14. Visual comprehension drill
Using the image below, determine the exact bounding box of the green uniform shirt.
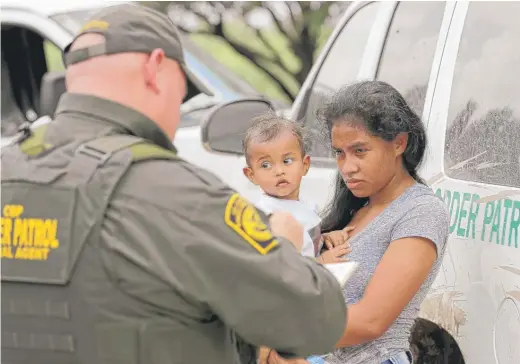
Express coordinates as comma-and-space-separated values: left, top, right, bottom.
44, 93, 347, 361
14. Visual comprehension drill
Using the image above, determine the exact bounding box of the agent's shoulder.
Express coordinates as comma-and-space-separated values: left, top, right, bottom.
117, 156, 231, 207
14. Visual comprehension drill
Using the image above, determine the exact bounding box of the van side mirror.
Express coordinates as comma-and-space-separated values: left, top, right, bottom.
39, 71, 66, 117
201, 98, 274, 155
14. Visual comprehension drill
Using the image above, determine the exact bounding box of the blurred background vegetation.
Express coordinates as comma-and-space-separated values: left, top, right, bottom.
140, 1, 350, 103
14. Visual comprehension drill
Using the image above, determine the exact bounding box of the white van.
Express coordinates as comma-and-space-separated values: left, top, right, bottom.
186, 2, 520, 363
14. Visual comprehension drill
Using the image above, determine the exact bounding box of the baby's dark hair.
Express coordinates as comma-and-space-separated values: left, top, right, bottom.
242, 112, 306, 165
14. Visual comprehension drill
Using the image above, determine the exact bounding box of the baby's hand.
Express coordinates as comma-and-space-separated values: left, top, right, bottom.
322, 226, 355, 249
317, 243, 352, 264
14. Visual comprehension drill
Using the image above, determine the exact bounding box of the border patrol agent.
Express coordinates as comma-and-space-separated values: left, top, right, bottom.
1, 4, 346, 364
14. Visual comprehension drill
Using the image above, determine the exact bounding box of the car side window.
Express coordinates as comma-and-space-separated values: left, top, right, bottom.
303, 2, 380, 159
444, 2, 520, 188
376, 1, 445, 117
2, 23, 66, 130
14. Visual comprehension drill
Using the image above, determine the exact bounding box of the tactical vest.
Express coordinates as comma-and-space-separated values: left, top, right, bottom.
1, 124, 181, 364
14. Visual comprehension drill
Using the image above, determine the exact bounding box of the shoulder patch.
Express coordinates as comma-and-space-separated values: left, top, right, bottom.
224, 193, 279, 255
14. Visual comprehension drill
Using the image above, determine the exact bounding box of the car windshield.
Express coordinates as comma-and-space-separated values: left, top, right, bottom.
50, 8, 259, 97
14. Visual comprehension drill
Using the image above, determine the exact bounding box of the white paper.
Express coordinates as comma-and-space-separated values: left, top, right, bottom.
324, 261, 358, 286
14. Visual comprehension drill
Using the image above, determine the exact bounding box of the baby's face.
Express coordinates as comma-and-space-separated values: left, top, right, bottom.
244, 130, 310, 200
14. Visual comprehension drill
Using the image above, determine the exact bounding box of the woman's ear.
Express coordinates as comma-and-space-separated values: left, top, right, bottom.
394, 132, 409, 157
243, 167, 257, 185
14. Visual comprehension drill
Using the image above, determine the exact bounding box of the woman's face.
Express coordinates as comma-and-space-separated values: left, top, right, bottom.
331, 120, 406, 198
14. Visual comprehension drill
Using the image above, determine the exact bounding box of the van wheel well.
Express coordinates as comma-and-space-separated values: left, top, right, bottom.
409, 318, 466, 364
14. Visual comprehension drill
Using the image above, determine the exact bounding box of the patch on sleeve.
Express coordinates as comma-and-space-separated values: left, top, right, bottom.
224, 193, 279, 255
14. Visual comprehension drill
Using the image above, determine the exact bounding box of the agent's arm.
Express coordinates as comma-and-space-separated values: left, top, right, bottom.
104, 159, 346, 358
187, 190, 346, 357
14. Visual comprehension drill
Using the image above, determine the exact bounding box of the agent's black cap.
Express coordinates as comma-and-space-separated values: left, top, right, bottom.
62, 3, 213, 99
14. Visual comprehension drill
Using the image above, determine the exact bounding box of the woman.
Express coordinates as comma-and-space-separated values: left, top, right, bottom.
268, 81, 450, 364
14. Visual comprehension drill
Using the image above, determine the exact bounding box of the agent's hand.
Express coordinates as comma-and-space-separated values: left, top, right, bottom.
258, 346, 272, 364
322, 226, 355, 249
317, 243, 352, 264
267, 350, 309, 364
270, 211, 304, 253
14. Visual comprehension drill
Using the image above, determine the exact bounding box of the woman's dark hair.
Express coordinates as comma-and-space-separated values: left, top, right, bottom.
317, 80, 427, 232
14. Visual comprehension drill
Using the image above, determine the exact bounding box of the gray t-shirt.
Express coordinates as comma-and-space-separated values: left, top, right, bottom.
326, 183, 450, 364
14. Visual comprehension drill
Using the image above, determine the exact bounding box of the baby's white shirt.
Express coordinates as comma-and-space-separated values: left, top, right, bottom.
254, 194, 322, 257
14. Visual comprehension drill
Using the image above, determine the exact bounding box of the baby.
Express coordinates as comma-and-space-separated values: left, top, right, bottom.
242, 113, 352, 264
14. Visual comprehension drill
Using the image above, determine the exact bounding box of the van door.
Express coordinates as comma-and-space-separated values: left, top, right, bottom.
294, 0, 449, 211
373, 1, 447, 119
425, 2, 520, 364
291, 1, 388, 210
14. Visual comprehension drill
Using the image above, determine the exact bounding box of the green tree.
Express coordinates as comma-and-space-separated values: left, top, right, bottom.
142, 1, 349, 102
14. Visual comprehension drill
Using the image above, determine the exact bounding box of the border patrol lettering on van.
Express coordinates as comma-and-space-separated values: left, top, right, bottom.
436, 188, 519, 248
1, 204, 60, 260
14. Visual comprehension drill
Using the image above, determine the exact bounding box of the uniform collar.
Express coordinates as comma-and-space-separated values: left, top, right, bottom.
55, 93, 177, 152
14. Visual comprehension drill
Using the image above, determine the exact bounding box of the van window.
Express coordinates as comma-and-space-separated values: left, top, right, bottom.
376, 1, 445, 117
444, 2, 520, 188
304, 2, 380, 159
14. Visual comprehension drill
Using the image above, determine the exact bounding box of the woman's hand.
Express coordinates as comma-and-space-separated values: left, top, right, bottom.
322, 226, 355, 249
267, 350, 309, 364
318, 243, 352, 264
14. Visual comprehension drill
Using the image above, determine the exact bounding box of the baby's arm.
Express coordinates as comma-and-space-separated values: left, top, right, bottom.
317, 244, 352, 264
322, 226, 355, 249
317, 227, 355, 264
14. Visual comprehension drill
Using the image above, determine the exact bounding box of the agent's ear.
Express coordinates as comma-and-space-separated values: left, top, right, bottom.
394, 132, 409, 157
243, 166, 257, 185
143, 48, 165, 94
303, 155, 311, 176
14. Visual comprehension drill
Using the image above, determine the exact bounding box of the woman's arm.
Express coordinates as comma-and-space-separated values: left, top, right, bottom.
336, 198, 449, 347
335, 236, 437, 347
266, 236, 438, 363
